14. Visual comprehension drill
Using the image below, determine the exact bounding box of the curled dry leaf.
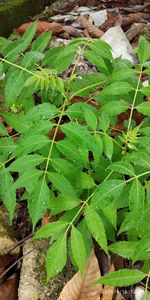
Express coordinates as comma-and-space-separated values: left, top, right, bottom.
16, 21, 63, 35
63, 26, 82, 37
77, 15, 104, 38
58, 249, 102, 300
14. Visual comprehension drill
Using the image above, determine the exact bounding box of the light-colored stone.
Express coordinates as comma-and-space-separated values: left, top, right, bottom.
101, 25, 138, 64
90, 10, 107, 27
0, 212, 19, 255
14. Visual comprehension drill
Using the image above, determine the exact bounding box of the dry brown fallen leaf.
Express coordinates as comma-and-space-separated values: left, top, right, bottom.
77, 15, 104, 38
15, 21, 63, 35
58, 249, 102, 300
0, 275, 18, 300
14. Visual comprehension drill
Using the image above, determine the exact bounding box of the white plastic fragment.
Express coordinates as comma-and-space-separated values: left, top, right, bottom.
101, 26, 138, 64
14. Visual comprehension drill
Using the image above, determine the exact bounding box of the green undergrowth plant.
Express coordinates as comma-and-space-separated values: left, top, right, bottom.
0, 22, 150, 290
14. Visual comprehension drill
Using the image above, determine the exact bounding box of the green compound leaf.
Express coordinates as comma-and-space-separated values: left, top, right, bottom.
85, 206, 107, 253
70, 226, 86, 273
46, 234, 67, 281
97, 269, 146, 286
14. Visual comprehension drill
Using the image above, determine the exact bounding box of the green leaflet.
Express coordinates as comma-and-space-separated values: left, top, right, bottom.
91, 180, 125, 210
77, 220, 93, 260
97, 112, 110, 132
19, 51, 44, 68
26, 103, 58, 121
66, 102, 96, 120
108, 161, 135, 176
43, 43, 77, 73
14, 134, 50, 156
129, 179, 145, 211
108, 241, 138, 260
8, 154, 46, 172
49, 195, 80, 215
48, 172, 77, 199
0, 122, 8, 136
137, 36, 150, 64
118, 211, 141, 235
0, 167, 16, 222
46, 234, 67, 281
88, 39, 112, 60
133, 238, 150, 262
4, 69, 29, 106
109, 69, 136, 83
0, 137, 16, 156
77, 172, 96, 190
137, 209, 150, 237
103, 134, 113, 160
70, 226, 86, 273
14, 169, 43, 193
34, 221, 69, 239
3, 22, 37, 61
28, 179, 50, 228
101, 101, 129, 116
84, 110, 97, 130
97, 269, 146, 287
69, 73, 106, 97
56, 138, 84, 167
84, 50, 107, 73
126, 151, 150, 169
61, 122, 94, 149
2, 113, 32, 133
100, 82, 134, 96
136, 101, 150, 116
85, 206, 108, 253
32, 31, 52, 52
